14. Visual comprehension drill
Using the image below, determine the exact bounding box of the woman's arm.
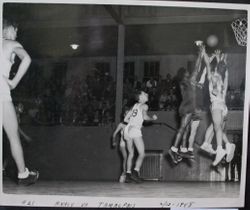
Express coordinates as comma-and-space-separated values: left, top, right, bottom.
209, 53, 216, 63
212, 49, 221, 64
223, 70, 228, 101
202, 46, 212, 81
112, 123, 123, 147
142, 104, 157, 121
190, 47, 203, 83
123, 109, 132, 123
7, 41, 31, 89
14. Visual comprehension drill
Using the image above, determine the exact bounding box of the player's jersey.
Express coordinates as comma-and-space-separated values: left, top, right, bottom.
127, 103, 144, 129
209, 73, 224, 104
178, 80, 195, 116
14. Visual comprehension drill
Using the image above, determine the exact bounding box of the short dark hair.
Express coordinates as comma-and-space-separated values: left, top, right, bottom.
3, 19, 18, 29
134, 90, 145, 102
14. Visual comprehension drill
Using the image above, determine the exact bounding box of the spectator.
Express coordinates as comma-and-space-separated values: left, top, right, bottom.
159, 90, 168, 111
146, 77, 157, 91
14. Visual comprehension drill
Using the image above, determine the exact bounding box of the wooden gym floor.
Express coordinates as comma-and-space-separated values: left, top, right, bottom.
2, 178, 240, 198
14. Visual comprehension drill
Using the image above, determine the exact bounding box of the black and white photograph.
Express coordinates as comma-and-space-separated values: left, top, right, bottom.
0, 0, 249, 208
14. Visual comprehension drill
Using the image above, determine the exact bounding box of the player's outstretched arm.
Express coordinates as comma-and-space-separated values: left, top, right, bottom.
190, 45, 203, 83
202, 46, 212, 81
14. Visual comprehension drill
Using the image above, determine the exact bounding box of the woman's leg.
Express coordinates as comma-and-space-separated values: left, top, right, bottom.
181, 122, 190, 150
205, 124, 214, 144
3, 101, 39, 185
211, 109, 223, 147
211, 109, 226, 166
2, 101, 26, 174
119, 139, 127, 173
188, 120, 200, 150
173, 113, 192, 148
221, 120, 229, 144
200, 123, 216, 154
222, 120, 236, 162
169, 113, 192, 163
125, 139, 134, 174
133, 136, 145, 172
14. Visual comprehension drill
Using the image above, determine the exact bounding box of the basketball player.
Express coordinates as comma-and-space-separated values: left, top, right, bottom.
200, 49, 235, 164
124, 91, 157, 183
202, 47, 234, 166
168, 45, 203, 164
180, 44, 218, 159
1, 19, 39, 185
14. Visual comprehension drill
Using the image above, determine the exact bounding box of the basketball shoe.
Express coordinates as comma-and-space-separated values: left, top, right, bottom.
200, 142, 216, 155
168, 149, 182, 164
212, 147, 226, 166
18, 170, 39, 186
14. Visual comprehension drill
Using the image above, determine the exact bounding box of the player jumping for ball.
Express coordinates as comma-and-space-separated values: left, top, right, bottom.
168, 43, 204, 164
201, 48, 235, 166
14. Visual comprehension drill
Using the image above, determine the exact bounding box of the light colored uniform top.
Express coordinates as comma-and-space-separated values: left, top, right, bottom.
127, 103, 144, 129
209, 73, 224, 104
209, 73, 228, 117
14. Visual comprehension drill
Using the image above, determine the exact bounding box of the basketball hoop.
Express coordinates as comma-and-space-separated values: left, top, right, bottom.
231, 18, 247, 46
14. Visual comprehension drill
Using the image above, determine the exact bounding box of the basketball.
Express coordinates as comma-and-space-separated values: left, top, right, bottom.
206, 35, 219, 47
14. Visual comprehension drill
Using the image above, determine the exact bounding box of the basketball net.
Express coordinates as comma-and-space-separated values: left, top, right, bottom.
231, 18, 247, 46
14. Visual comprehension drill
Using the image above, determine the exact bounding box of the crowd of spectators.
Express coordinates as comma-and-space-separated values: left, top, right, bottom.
123, 73, 245, 112
123, 73, 179, 112
18, 69, 116, 126
60, 71, 116, 126
14, 69, 245, 127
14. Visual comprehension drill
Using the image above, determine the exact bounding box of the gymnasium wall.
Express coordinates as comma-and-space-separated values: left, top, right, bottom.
33, 52, 246, 89
15, 110, 243, 182
68, 54, 246, 89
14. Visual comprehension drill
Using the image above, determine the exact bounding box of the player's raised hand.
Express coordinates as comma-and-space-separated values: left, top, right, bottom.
214, 49, 221, 61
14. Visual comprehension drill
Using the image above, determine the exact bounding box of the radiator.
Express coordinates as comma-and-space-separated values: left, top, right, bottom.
140, 150, 163, 181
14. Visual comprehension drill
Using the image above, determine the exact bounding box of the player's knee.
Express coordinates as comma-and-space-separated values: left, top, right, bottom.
178, 126, 185, 134
213, 123, 221, 132
138, 150, 145, 158
128, 151, 134, 158
123, 153, 128, 159
119, 143, 126, 149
